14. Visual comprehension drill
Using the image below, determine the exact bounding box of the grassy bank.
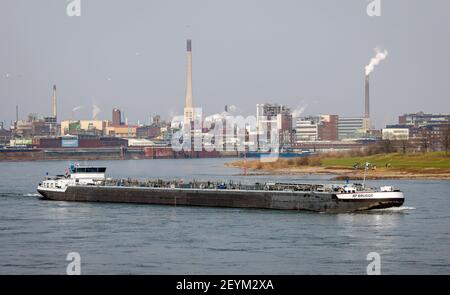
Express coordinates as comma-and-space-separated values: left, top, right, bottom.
321, 152, 450, 170
226, 152, 450, 179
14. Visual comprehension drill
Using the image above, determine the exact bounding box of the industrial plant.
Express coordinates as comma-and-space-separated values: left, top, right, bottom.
1, 41, 449, 161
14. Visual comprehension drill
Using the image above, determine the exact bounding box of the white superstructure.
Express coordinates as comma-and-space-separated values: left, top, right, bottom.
38, 166, 106, 192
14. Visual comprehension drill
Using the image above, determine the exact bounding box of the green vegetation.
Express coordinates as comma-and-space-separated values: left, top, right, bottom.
321, 152, 450, 170
228, 152, 450, 173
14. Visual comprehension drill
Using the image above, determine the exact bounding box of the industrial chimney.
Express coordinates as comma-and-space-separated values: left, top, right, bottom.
53, 85, 57, 120
184, 39, 195, 124
364, 75, 370, 118
363, 47, 388, 121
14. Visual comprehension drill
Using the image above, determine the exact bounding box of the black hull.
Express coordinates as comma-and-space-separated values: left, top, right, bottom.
37, 186, 404, 213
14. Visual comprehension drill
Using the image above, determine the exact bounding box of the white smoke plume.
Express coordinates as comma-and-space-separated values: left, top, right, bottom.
92, 104, 101, 119
291, 103, 308, 118
227, 105, 237, 113
365, 47, 388, 76
71, 106, 84, 112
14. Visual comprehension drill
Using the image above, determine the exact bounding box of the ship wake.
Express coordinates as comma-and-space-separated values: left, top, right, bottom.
371, 206, 416, 212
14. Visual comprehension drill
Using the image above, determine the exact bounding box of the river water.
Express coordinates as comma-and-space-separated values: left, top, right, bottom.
0, 158, 449, 274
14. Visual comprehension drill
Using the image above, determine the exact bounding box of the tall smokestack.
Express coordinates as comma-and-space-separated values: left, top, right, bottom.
185, 39, 193, 108
364, 75, 370, 118
184, 39, 194, 124
53, 85, 57, 120
364, 47, 388, 120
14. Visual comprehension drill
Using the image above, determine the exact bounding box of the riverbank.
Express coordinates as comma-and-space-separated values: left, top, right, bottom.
226, 152, 450, 180
0, 147, 229, 162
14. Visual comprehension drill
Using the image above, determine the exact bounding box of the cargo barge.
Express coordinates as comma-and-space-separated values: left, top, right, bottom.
36, 166, 405, 213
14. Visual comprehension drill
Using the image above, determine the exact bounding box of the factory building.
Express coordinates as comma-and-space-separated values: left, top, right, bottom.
33, 135, 128, 148
399, 112, 450, 127
338, 117, 370, 140
136, 125, 161, 139
295, 117, 319, 141
295, 115, 338, 142
414, 123, 450, 151
0, 124, 11, 146
256, 103, 293, 146
12, 117, 58, 138
60, 120, 109, 136
382, 128, 410, 141
106, 125, 138, 138
318, 115, 339, 141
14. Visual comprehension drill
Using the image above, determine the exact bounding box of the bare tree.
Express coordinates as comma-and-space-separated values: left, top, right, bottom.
400, 140, 409, 154
441, 124, 450, 156
381, 139, 393, 153
421, 133, 430, 153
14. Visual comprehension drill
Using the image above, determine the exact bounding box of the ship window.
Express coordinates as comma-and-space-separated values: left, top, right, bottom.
74, 167, 106, 173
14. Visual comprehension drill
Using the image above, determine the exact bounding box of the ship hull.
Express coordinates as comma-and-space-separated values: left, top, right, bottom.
37, 186, 404, 213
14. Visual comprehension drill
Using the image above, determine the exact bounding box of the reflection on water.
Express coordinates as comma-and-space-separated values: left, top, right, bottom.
0, 158, 449, 274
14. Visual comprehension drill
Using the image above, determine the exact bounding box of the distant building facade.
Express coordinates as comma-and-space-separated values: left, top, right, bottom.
295, 115, 339, 142
136, 125, 161, 139
318, 115, 338, 141
295, 117, 319, 141
33, 135, 128, 149
415, 123, 450, 152
382, 128, 409, 140
388, 112, 450, 151
399, 112, 450, 127
61, 120, 109, 136
11, 115, 59, 139
256, 103, 293, 146
0, 126, 11, 146
112, 108, 122, 126
338, 117, 370, 140
106, 125, 138, 138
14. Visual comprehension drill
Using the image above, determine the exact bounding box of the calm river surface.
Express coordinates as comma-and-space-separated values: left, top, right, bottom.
0, 158, 449, 274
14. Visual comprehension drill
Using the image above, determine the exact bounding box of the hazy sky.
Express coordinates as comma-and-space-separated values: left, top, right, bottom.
1, 0, 449, 128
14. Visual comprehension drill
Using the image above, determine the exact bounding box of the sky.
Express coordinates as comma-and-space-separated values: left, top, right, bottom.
0, 0, 449, 128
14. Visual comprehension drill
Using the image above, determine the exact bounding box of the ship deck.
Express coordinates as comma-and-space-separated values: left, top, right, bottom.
101, 178, 368, 194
